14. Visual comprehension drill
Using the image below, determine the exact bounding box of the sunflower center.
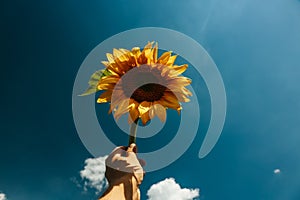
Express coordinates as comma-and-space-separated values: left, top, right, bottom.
121, 65, 166, 103
131, 83, 166, 103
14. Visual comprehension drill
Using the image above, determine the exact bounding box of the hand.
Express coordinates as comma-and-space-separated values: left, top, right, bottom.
105, 143, 144, 185
99, 144, 145, 200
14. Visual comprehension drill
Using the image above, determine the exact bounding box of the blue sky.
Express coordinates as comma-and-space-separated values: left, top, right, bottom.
1, 0, 300, 199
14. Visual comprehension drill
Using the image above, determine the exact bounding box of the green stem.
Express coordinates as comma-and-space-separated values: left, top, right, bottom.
128, 118, 139, 146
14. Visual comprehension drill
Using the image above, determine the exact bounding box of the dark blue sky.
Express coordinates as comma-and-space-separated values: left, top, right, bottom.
1, 0, 300, 199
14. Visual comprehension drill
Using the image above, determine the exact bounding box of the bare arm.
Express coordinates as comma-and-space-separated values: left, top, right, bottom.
99, 144, 144, 200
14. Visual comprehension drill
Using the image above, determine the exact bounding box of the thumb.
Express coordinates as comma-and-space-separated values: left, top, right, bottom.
127, 143, 137, 153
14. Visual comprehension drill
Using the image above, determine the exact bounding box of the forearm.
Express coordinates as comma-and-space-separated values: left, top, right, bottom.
99, 176, 140, 200
99, 184, 125, 200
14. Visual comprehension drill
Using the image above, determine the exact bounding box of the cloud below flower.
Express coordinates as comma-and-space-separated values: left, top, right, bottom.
147, 178, 199, 200
79, 156, 108, 194
0, 193, 7, 200
77, 157, 200, 200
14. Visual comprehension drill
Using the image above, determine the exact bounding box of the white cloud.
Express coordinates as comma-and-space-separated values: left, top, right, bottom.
77, 157, 200, 200
274, 168, 281, 174
0, 193, 7, 200
147, 178, 199, 200
80, 156, 108, 194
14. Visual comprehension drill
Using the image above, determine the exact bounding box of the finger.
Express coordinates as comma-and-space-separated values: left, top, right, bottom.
119, 146, 127, 151
127, 143, 137, 153
111, 147, 127, 156
110, 146, 126, 155
106, 146, 127, 163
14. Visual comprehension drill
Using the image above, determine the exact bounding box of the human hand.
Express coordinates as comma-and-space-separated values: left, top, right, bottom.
99, 143, 145, 200
105, 143, 144, 185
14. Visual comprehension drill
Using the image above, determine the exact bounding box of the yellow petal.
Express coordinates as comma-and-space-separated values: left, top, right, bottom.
152, 42, 158, 63
141, 111, 150, 125
107, 63, 124, 75
110, 90, 126, 110
101, 61, 110, 67
106, 68, 119, 76
143, 42, 154, 64
170, 64, 188, 76
177, 109, 181, 115
106, 53, 114, 63
138, 43, 152, 65
97, 90, 112, 103
138, 101, 151, 116
161, 66, 171, 77
130, 47, 141, 66
137, 55, 147, 65
182, 87, 192, 96
128, 106, 139, 124
114, 99, 131, 120
153, 103, 166, 122
159, 97, 181, 110
97, 83, 115, 90
113, 48, 124, 58
119, 48, 130, 54
166, 55, 177, 66
165, 86, 192, 96
114, 49, 129, 63
108, 105, 113, 114
172, 92, 190, 102
157, 51, 171, 65
131, 47, 141, 57
114, 58, 131, 73
146, 49, 153, 64
99, 76, 119, 84
168, 77, 192, 88
149, 105, 155, 119
163, 92, 179, 103
143, 42, 153, 50
128, 54, 139, 66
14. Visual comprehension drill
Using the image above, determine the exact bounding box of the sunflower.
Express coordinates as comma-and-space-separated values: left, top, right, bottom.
82, 42, 192, 125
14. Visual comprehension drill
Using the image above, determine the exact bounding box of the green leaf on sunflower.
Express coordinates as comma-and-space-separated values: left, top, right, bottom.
79, 69, 112, 96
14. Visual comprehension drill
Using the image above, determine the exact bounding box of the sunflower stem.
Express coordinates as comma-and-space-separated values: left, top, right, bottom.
128, 118, 139, 146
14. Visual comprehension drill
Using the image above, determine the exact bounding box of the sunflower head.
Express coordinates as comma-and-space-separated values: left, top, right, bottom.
81, 42, 192, 125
